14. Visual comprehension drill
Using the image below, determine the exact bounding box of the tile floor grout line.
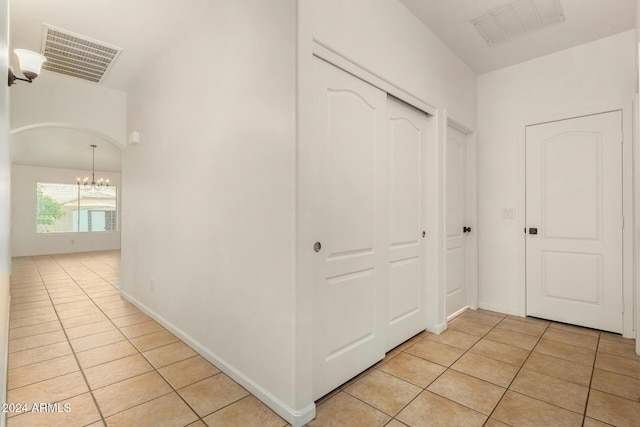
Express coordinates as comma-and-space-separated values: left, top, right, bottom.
46, 255, 202, 426
6, 348, 73, 372
399, 314, 502, 424
348, 311, 600, 426
65, 253, 118, 287
330, 314, 498, 425
15, 255, 109, 426
382, 313, 505, 425
14, 254, 639, 426
327, 336, 426, 422
430, 312, 508, 424
34, 255, 155, 425
489, 319, 612, 422
482, 315, 552, 424
50, 254, 217, 426
582, 332, 600, 425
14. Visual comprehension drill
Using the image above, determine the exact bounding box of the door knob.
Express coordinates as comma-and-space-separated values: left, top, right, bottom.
422, 231, 426, 238
463, 226, 471, 233
313, 242, 322, 252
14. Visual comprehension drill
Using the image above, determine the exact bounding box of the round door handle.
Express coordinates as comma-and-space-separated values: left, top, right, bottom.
313, 242, 322, 252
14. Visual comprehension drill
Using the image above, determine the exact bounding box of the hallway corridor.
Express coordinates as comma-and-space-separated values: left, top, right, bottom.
5, 251, 640, 426
7, 251, 286, 426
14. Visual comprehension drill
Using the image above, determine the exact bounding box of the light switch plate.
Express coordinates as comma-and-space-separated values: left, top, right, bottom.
502, 208, 515, 219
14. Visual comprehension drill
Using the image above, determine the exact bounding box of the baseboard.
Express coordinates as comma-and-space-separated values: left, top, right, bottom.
478, 302, 517, 316
119, 290, 315, 427
428, 321, 447, 335
0, 271, 11, 427
447, 306, 469, 321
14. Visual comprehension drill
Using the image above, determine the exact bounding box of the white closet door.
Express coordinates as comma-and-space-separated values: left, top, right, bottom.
386, 96, 429, 350
526, 111, 623, 333
310, 57, 388, 399
446, 125, 468, 317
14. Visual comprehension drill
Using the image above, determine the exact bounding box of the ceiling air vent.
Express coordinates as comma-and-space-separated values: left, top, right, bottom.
470, 0, 565, 46
40, 24, 123, 83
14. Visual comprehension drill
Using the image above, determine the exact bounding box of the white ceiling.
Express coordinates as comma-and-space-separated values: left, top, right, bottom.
10, 1, 636, 168
10, 0, 211, 92
399, 0, 637, 73
10, 0, 638, 87
10, 0, 211, 167
10, 0, 636, 167
12, 127, 122, 172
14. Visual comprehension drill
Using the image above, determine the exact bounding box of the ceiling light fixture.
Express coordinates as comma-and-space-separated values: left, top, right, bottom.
77, 145, 109, 190
8, 49, 47, 86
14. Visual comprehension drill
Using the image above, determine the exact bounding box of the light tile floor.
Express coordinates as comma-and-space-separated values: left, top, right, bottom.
7, 251, 640, 426
7, 251, 286, 427
311, 311, 640, 427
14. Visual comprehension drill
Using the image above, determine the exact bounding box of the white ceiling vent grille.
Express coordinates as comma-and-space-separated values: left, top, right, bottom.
40, 24, 123, 83
470, 0, 565, 46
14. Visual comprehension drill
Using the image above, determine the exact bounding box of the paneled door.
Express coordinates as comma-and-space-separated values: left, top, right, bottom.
446, 125, 468, 317
526, 111, 623, 333
386, 96, 429, 351
310, 57, 388, 399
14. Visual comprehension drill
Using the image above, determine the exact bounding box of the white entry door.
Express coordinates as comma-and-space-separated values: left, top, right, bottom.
310, 57, 388, 399
386, 97, 429, 351
446, 125, 468, 317
526, 111, 623, 333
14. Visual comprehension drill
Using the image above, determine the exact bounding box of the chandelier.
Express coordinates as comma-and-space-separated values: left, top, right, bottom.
77, 144, 109, 190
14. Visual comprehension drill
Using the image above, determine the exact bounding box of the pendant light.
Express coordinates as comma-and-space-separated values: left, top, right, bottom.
77, 145, 109, 190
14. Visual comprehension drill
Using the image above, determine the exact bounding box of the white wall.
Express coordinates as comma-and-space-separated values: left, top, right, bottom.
636, 0, 640, 48
10, 71, 127, 146
304, 0, 477, 128
122, 0, 298, 423
11, 165, 121, 257
477, 30, 636, 315
635, 0, 640, 354
0, 0, 9, 424
0, 0, 11, 426
8, 51, 127, 259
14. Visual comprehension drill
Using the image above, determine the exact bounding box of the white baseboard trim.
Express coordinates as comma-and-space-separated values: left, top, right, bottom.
118, 290, 315, 427
428, 321, 447, 335
478, 302, 516, 316
447, 306, 469, 321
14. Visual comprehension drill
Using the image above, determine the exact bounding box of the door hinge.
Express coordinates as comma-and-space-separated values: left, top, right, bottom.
622, 216, 624, 228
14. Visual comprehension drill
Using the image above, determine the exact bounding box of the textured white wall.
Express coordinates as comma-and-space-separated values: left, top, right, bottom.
11, 165, 121, 257
636, 0, 640, 354
477, 30, 636, 315
306, 0, 477, 128
8, 55, 126, 260
10, 71, 127, 145
0, 0, 10, 424
122, 0, 298, 422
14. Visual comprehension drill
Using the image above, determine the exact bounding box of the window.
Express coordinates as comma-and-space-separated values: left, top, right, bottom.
36, 182, 117, 233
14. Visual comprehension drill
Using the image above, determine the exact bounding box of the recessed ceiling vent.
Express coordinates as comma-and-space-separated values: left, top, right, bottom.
40, 24, 123, 83
470, 0, 565, 46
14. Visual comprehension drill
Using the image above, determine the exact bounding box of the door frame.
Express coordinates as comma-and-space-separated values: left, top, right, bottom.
445, 118, 479, 320
517, 104, 634, 338
634, 93, 640, 354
